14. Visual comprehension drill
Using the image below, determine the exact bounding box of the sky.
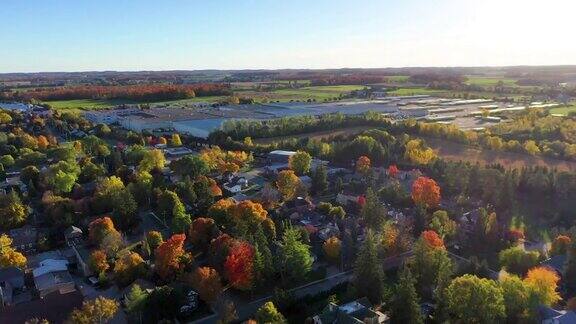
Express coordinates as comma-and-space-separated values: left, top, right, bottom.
1, 0, 575, 73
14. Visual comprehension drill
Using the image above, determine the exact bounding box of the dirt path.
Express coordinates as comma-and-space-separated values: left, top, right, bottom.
424, 137, 576, 172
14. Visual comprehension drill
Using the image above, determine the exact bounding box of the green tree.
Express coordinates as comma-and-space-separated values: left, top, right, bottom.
170, 155, 209, 178
278, 226, 313, 284
171, 196, 191, 233
111, 188, 138, 231
499, 274, 530, 322
0, 191, 28, 230
255, 301, 286, 324
361, 188, 386, 231
428, 210, 456, 239
353, 231, 387, 304
391, 266, 423, 324
288, 151, 312, 175
445, 275, 505, 324
498, 247, 540, 276
311, 164, 328, 194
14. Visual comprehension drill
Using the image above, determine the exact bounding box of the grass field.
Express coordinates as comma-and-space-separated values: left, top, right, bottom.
549, 104, 576, 116
240, 84, 365, 102
44, 95, 227, 110
386, 87, 447, 96
464, 76, 518, 87
384, 75, 410, 83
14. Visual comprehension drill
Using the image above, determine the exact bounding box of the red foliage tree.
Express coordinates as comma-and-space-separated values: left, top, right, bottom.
155, 234, 186, 280
224, 241, 254, 291
421, 230, 445, 249
388, 165, 399, 178
411, 176, 441, 208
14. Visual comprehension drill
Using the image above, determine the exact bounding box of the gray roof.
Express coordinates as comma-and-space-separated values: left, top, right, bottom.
0, 266, 23, 281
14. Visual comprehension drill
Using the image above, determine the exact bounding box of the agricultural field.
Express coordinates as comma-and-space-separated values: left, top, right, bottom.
384, 75, 410, 83
464, 76, 518, 87
549, 104, 576, 116
385, 87, 446, 96
43, 95, 227, 111
239, 84, 365, 102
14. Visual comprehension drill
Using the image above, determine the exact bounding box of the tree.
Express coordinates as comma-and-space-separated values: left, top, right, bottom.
354, 231, 387, 304
138, 149, 165, 172
0, 191, 28, 230
188, 266, 223, 304
224, 241, 255, 290
278, 226, 313, 284
88, 217, 118, 246
0, 112, 12, 124
428, 210, 456, 239
361, 188, 386, 230
143, 230, 163, 257
88, 250, 109, 274
565, 240, 576, 291
498, 247, 540, 276
412, 176, 441, 208
114, 251, 146, 287
550, 235, 571, 256
524, 266, 561, 306
288, 151, 312, 175
255, 302, 286, 324
356, 155, 371, 175
170, 155, 209, 178
111, 188, 138, 230
124, 284, 147, 322
171, 196, 191, 233
170, 133, 182, 147
391, 266, 423, 324
155, 234, 186, 280
37, 135, 49, 150
388, 164, 399, 178
311, 164, 328, 194
499, 273, 531, 322
524, 140, 540, 155
68, 297, 119, 324
0, 234, 27, 269
323, 236, 341, 262
411, 231, 453, 293
445, 275, 505, 323
276, 170, 301, 201
189, 217, 216, 250
404, 139, 436, 165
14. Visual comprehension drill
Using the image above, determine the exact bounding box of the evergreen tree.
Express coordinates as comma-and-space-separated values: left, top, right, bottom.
125, 284, 147, 323
361, 188, 386, 231
311, 164, 328, 195
278, 226, 313, 284
353, 231, 387, 304
392, 266, 423, 324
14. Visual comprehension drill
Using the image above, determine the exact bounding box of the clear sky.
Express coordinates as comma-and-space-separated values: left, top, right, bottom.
1, 0, 574, 73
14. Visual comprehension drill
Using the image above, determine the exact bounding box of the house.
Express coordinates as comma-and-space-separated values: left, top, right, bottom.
317, 223, 340, 242
0, 176, 28, 195
33, 259, 76, 298
9, 225, 37, 254
336, 191, 362, 206
223, 176, 249, 194
268, 150, 297, 164
311, 297, 389, 324
540, 306, 576, 324
0, 267, 25, 306
164, 147, 196, 158
283, 196, 314, 215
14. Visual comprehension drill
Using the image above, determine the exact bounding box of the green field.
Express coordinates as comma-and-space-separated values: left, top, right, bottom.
240, 84, 365, 102
549, 104, 576, 116
465, 76, 518, 87
386, 87, 446, 96
385, 75, 410, 83
44, 96, 227, 110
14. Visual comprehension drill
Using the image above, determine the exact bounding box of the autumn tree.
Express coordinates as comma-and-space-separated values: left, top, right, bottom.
323, 236, 341, 262
404, 139, 436, 165
187, 266, 223, 304
361, 187, 386, 230
88, 216, 119, 246
0, 191, 28, 230
255, 302, 286, 324
170, 133, 182, 147
550, 235, 571, 256
524, 266, 561, 306
499, 273, 531, 321
410, 230, 453, 293
68, 297, 119, 324
354, 231, 387, 304
276, 170, 302, 201
114, 251, 146, 287
388, 164, 399, 178
88, 250, 109, 275
138, 149, 165, 172
356, 155, 371, 175
412, 176, 441, 208
445, 275, 505, 323
155, 234, 186, 280
288, 151, 312, 175
224, 241, 255, 290
0, 234, 27, 269
498, 247, 540, 276
189, 217, 217, 250
391, 266, 423, 324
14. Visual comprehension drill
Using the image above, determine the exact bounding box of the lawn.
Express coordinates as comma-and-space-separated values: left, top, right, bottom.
240, 84, 365, 102
549, 104, 576, 116
384, 75, 410, 83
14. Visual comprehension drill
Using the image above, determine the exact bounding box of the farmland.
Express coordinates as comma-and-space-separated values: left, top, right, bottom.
549, 103, 576, 116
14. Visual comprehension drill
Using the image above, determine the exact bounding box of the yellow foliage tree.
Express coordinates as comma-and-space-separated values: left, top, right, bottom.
323, 236, 341, 261
68, 297, 119, 324
404, 139, 436, 165
276, 170, 302, 201
0, 234, 27, 269
171, 134, 182, 147
524, 266, 561, 306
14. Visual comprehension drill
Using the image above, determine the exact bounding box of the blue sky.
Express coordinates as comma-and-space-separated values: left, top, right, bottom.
1, 0, 574, 72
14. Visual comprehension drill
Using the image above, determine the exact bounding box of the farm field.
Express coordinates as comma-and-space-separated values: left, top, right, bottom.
384, 75, 410, 82
464, 76, 518, 86
240, 84, 365, 102
423, 137, 576, 172
44, 95, 226, 110
386, 87, 447, 96
549, 104, 576, 116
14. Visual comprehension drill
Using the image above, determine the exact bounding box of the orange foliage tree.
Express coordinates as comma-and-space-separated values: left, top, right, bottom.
88, 250, 109, 274
155, 234, 186, 280
231, 200, 268, 226
224, 241, 254, 290
524, 266, 561, 306
37, 135, 49, 150
88, 216, 118, 245
323, 236, 341, 261
188, 266, 223, 304
411, 176, 441, 208
356, 156, 371, 174
114, 252, 146, 287
421, 230, 445, 249
551, 235, 571, 256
